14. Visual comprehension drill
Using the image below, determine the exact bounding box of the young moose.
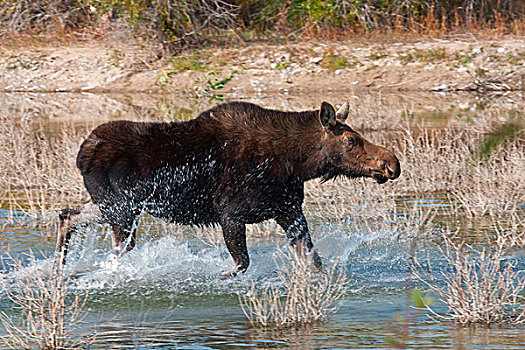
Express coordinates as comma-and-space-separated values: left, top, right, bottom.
56, 101, 400, 276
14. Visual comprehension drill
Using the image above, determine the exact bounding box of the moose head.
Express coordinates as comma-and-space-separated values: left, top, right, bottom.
319, 101, 401, 184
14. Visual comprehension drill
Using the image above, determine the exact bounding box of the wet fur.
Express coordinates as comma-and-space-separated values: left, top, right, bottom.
57, 101, 400, 274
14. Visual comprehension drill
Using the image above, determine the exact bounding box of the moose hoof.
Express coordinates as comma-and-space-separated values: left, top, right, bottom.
309, 250, 323, 271
219, 269, 238, 279
219, 265, 247, 278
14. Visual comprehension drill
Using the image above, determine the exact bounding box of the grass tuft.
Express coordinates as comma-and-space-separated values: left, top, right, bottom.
239, 247, 347, 327
320, 53, 350, 72
0, 252, 93, 349
410, 228, 525, 324
477, 116, 524, 158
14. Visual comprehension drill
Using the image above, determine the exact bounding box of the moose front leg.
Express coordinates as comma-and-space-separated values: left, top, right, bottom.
220, 219, 249, 277
276, 211, 322, 270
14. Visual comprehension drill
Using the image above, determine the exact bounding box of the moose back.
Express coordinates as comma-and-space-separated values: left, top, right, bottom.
56, 101, 400, 276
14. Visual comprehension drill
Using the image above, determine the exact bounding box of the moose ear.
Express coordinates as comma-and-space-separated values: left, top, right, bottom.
335, 101, 349, 122
319, 102, 336, 128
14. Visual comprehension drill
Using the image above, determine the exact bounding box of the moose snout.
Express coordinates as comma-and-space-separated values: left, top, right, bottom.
384, 156, 401, 180
371, 152, 401, 184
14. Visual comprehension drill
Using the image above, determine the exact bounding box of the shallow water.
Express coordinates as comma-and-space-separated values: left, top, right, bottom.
0, 91, 524, 349
2, 213, 524, 349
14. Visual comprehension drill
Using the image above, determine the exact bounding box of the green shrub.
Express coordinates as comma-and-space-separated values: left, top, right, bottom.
478, 114, 524, 158
0, 0, 93, 33
320, 53, 349, 71
86, 0, 239, 51
1, 0, 525, 50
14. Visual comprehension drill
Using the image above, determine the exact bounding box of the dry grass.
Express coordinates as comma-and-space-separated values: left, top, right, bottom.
393, 126, 472, 194
381, 110, 525, 218
0, 252, 92, 349
0, 119, 89, 226
450, 176, 523, 217
239, 247, 347, 327
449, 141, 524, 217
3, 0, 525, 52
305, 178, 397, 221
494, 214, 525, 248
410, 227, 525, 325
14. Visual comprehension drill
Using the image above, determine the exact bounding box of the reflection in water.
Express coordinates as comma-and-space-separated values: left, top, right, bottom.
1, 90, 524, 126
90, 307, 525, 349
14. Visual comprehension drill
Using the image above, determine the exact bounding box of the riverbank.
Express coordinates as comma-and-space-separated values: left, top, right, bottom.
1, 36, 524, 96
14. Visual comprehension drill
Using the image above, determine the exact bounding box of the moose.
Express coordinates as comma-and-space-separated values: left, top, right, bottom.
56, 101, 400, 276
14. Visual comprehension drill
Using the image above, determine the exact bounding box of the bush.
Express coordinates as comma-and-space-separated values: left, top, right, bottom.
239, 247, 347, 327
1, 1, 525, 49
247, 0, 525, 36
0, 252, 92, 349
0, 0, 94, 34
86, 0, 240, 51
410, 229, 525, 324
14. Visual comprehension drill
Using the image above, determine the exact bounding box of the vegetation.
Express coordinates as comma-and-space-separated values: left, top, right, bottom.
1, 1, 524, 51
477, 114, 524, 158
410, 227, 525, 324
0, 120, 89, 227
193, 70, 235, 100
239, 247, 347, 327
319, 53, 352, 71
0, 253, 92, 349
168, 53, 209, 73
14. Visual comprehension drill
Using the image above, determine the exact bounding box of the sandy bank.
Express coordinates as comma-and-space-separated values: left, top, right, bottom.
0, 36, 523, 95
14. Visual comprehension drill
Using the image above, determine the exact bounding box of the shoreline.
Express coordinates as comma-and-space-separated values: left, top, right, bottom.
1, 36, 523, 96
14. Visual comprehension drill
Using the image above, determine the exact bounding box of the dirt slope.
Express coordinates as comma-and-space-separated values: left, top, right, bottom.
0, 36, 523, 95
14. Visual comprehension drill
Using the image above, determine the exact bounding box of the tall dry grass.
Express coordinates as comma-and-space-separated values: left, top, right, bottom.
0, 0, 94, 36
449, 124, 524, 217
239, 247, 347, 327
1, 0, 525, 50
495, 214, 525, 248
0, 252, 92, 349
382, 109, 524, 217
410, 227, 525, 324
0, 119, 89, 226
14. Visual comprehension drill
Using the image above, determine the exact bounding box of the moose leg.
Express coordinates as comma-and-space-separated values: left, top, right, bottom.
55, 202, 103, 263
276, 211, 322, 269
108, 214, 139, 257
220, 219, 249, 277
55, 208, 81, 262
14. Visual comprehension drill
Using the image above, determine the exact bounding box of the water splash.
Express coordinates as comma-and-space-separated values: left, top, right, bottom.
1, 216, 416, 301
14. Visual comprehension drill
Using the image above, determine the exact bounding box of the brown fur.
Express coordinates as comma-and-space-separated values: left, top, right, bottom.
56, 101, 400, 275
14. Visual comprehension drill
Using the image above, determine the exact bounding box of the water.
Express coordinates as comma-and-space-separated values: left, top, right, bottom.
0, 91, 524, 349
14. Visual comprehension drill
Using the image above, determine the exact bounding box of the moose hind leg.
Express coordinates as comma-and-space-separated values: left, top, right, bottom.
55, 202, 104, 263
110, 225, 137, 256
55, 208, 81, 262
220, 220, 249, 276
